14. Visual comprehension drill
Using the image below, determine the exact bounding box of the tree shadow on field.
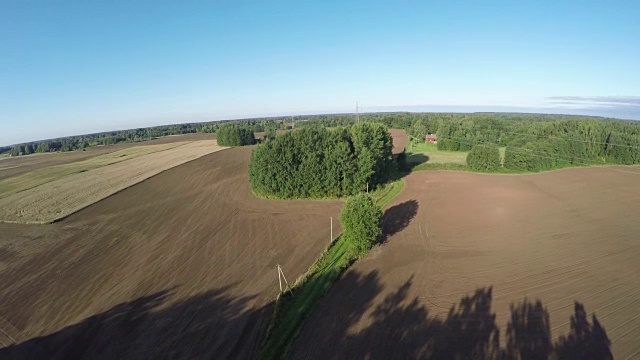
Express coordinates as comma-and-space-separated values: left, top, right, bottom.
0, 285, 273, 360
407, 153, 430, 168
380, 200, 419, 244
291, 270, 613, 360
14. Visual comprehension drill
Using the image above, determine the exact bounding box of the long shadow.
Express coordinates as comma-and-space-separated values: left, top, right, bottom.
290, 270, 613, 360
0, 285, 271, 360
390, 153, 429, 181
2, 272, 615, 360
407, 153, 430, 168
554, 302, 613, 360
380, 200, 419, 244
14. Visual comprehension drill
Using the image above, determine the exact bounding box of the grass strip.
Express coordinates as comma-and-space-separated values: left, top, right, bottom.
259, 179, 404, 360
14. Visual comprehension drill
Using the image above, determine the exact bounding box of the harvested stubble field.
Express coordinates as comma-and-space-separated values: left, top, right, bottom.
0, 146, 343, 359
0, 133, 213, 181
291, 166, 640, 359
0, 142, 187, 199
0, 140, 224, 224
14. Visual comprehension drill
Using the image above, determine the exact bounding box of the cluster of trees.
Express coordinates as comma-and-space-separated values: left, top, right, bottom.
215, 124, 255, 146
249, 123, 393, 198
340, 194, 382, 257
467, 144, 501, 172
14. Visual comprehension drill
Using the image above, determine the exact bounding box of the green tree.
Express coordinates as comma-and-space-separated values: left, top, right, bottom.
216, 123, 255, 146
36, 142, 51, 153
350, 122, 393, 189
466, 144, 501, 172
340, 193, 382, 257
10, 145, 22, 156
249, 124, 392, 199
263, 128, 276, 141
24, 144, 34, 155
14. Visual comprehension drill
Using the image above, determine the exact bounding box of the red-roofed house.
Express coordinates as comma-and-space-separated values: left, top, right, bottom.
425, 134, 437, 144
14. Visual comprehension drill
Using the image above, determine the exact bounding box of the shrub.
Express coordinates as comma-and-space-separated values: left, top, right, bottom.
216, 123, 255, 146
466, 144, 501, 172
340, 193, 382, 257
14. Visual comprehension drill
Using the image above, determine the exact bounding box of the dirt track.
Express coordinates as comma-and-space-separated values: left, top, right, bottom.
291, 167, 640, 359
0, 146, 342, 359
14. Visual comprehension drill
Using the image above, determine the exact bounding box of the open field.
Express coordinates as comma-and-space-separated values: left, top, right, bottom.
0, 140, 225, 224
0, 133, 214, 181
0, 142, 188, 199
388, 129, 408, 154
291, 166, 640, 359
0, 146, 343, 359
407, 139, 468, 165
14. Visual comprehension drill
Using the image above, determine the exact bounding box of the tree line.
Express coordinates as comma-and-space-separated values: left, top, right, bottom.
287, 112, 640, 172
249, 123, 393, 199
1, 118, 292, 156
5, 112, 638, 173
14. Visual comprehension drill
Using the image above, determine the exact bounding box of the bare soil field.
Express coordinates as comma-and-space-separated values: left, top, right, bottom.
389, 128, 408, 154
0, 133, 214, 181
0, 140, 224, 224
291, 167, 640, 359
0, 146, 343, 359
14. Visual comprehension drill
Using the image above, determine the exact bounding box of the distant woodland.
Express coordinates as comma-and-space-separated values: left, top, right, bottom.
4, 113, 639, 174
0, 118, 291, 156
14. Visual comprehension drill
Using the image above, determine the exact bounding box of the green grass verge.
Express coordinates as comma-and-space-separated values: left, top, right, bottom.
258, 179, 404, 360
406, 138, 468, 165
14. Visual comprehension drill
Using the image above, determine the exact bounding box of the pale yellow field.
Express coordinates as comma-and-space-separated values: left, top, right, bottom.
0, 142, 187, 199
0, 140, 225, 224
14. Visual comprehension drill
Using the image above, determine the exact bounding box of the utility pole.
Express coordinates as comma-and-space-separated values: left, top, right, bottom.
356, 101, 359, 124
277, 264, 293, 297
330, 217, 333, 242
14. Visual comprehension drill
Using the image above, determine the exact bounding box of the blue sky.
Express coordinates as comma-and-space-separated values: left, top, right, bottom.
1, 1, 639, 145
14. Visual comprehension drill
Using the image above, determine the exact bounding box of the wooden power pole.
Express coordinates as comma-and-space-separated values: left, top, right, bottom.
277, 264, 293, 297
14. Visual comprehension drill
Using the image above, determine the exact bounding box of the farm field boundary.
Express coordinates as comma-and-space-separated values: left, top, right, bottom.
0, 142, 187, 199
0, 140, 225, 224
259, 179, 404, 360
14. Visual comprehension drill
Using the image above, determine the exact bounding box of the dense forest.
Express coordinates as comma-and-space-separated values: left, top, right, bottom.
249, 123, 393, 199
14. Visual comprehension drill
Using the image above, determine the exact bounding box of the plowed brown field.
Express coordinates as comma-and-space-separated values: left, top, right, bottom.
291, 167, 640, 359
0, 146, 342, 359
389, 129, 408, 154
